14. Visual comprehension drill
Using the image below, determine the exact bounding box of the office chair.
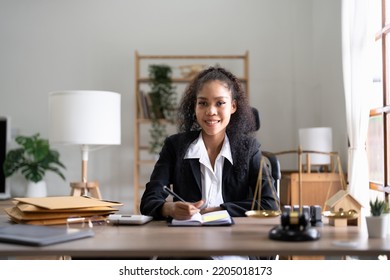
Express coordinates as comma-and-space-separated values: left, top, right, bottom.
251, 107, 281, 195
251, 107, 282, 260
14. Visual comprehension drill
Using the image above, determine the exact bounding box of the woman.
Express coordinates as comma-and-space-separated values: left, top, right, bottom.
140, 66, 279, 221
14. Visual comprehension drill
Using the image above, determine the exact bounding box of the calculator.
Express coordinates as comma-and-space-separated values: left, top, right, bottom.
107, 214, 153, 225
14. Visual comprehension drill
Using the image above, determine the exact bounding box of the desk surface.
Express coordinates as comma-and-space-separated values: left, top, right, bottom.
0, 209, 390, 258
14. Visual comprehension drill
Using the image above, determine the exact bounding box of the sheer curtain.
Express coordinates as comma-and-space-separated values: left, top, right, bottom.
341, 0, 372, 214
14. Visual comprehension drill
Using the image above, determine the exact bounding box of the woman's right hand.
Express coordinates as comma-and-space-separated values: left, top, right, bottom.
161, 200, 204, 220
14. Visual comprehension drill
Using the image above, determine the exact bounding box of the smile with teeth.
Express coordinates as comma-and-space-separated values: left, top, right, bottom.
205, 120, 220, 124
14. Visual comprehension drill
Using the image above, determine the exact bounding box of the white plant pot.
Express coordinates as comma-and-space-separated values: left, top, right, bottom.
366, 215, 388, 238
26, 181, 47, 197
387, 214, 390, 237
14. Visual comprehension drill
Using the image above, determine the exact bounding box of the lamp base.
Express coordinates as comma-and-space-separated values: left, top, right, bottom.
269, 225, 320, 241
70, 181, 102, 199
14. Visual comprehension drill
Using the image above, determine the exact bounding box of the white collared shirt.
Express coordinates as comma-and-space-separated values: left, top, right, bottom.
184, 132, 248, 260
184, 132, 233, 208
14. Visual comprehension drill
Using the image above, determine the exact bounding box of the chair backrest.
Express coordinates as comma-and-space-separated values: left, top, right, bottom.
251, 107, 281, 195
251, 107, 261, 131
261, 151, 281, 195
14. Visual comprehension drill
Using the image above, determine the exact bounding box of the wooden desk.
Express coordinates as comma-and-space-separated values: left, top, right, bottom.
0, 210, 389, 258
280, 172, 344, 209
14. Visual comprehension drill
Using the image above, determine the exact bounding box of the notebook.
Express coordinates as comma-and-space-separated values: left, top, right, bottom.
0, 224, 94, 246
169, 210, 233, 226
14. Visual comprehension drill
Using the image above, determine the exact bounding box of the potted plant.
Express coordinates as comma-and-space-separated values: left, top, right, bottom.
147, 64, 177, 155
366, 197, 388, 238
385, 200, 390, 237
2, 133, 66, 197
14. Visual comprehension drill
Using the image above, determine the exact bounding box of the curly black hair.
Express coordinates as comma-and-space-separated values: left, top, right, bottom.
178, 66, 255, 133
177, 66, 257, 173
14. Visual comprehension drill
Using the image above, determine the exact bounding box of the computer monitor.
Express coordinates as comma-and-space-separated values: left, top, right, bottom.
0, 116, 10, 199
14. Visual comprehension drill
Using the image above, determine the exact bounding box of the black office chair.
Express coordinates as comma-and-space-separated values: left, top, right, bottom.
252, 107, 282, 260
251, 107, 281, 195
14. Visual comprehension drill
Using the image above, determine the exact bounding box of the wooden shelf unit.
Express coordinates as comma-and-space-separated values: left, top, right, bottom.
133, 51, 249, 213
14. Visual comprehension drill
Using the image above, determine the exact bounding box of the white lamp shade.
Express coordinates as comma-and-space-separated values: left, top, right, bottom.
299, 127, 332, 165
49, 90, 121, 145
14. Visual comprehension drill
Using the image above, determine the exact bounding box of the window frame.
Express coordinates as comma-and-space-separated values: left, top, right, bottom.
370, 0, 390, 198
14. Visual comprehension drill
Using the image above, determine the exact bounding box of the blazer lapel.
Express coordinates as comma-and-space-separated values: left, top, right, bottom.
188, 159, 202, 192
222, 158, 233, 188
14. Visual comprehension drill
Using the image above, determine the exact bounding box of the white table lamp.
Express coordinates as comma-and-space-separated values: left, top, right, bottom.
49, 90, 121, 199
299, 127, 333, 172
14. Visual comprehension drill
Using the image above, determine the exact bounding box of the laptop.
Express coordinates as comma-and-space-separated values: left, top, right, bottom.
0, 224, 94, 246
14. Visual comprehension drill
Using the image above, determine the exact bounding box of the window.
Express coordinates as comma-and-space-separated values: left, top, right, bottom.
368, 0, 390, 197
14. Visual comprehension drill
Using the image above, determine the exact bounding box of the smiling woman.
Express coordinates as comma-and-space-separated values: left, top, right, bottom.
133, 53, 251, 214
141, 66, 278, 219
140, 66, 279, 260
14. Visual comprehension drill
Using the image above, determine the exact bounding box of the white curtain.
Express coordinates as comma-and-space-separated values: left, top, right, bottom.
341, 0, 371, 214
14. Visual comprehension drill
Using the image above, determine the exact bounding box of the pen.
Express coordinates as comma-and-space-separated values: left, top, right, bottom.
163, 186, 186, 202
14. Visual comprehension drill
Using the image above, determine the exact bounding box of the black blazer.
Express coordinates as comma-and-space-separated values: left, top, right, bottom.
140, 131, 279, 219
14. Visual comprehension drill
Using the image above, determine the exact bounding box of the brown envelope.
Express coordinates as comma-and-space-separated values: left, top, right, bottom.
5, 207, 116, 221
16, 203, 118, 213
13, 196, 123, 210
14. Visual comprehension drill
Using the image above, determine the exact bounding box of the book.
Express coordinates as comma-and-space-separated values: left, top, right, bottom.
170, 210, 233, 226
140, 90, 151, 119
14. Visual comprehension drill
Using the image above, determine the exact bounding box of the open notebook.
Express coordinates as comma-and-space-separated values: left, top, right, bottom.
0, 224, 94, 246
170, 210, 233, 226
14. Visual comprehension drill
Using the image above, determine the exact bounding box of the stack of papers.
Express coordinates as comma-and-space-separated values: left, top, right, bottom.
3, 196, 123, 225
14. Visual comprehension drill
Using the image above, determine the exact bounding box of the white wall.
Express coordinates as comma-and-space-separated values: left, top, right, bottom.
0, 0, 346, 212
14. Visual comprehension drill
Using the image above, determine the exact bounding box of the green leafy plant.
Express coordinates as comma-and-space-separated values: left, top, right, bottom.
148, 64, 177, 155
2, 133, 66, 183
369, 197, 387, 216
